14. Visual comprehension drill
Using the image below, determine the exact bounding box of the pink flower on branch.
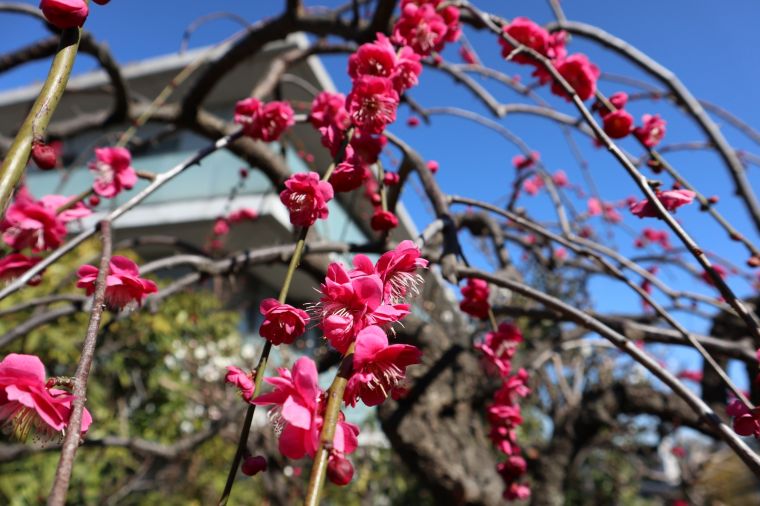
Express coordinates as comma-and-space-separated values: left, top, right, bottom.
0, 353, 92, 443
234, 98, 294, 142
634, 114, 667, 148
346, 76, 399, 134
76, 255, 157, 309
629, 189, 695, 218
344, 325, 421, 407
316, 261, 409, 354
279, 172, 334, 227
89, 147, 137, 198
392, 3, 449, 56
259, 298, 310, 346
252, 358, 359, 460
1, 187, 90, 252
499, 17, 566, 65
551, 53, 600, 101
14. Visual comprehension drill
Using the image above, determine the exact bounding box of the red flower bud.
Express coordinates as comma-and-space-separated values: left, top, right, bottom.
39, 0, 89, 29
239, 168, 249, 179
383, 172, 400, 186
241, 455, 267, 476
88, 195, 100, 207
327, 454, 354, 486
31, 142, 58, 170
371, 209, 399, 231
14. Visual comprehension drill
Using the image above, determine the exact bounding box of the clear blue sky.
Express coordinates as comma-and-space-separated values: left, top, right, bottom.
3, 1, 760, 377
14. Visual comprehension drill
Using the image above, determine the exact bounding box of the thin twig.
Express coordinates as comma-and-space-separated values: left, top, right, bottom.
47, 220, 113, 505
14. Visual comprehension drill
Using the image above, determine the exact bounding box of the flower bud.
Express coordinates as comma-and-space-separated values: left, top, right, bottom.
39, 0, 89, 29
31, 142, 58, 170
88, 195, 101, 207
327, 454, 354, 486
241, 455, 267, 476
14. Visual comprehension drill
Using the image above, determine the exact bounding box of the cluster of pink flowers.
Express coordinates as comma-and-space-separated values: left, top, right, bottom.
475, 323, 531, 501
629, 189, 695, 218
234, 98, 295, 142
0, 353, 91, 443
226, 242, 426, 484
76, 255, 157, 309
499, 17, 600, 102
459, 278, 490, 320
392, 0, 460, 56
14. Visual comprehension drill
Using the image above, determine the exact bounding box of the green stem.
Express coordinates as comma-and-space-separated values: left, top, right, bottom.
218, 126, 352, 505
217, 230, 307, 506
0, 27, 81, 214
304, 342, 355, 506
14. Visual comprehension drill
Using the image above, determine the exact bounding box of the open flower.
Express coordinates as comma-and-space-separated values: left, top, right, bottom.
344, 326, 421, 407
392, 3, 448, 56
346, 76, 399, 134
279, 172, 334, 227
89, 147, 137, 198
252, 357, 359, 459
316, 261, 409, 354
551, 53, 600, 101
259, 298, 310, 346
348, 34, 397, 81
373, 240, 428, 303
76, 255, 157, 309
634, 114, 666, 147
629, 189, 695, 218
0, 188, 90, 252
0, 353, 91, 443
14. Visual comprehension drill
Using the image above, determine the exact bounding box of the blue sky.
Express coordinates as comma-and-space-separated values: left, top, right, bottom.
3, 1, 760, 379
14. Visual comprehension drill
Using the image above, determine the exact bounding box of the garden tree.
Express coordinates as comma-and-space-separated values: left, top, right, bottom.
0, 0, 759, 505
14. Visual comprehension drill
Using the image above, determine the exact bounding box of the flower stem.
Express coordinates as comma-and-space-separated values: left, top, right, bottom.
0, 27, 81, 214
218, 127, 352, 504
304, 342, 355, 506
